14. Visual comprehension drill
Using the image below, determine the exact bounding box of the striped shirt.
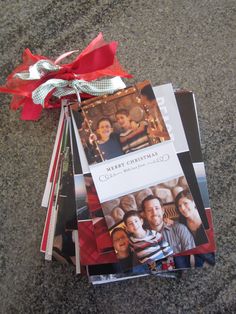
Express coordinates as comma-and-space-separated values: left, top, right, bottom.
119, 122, 150, 154
129, 230, 173, 264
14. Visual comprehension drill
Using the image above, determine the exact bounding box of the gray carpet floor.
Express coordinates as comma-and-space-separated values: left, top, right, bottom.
0, 1, 235, 313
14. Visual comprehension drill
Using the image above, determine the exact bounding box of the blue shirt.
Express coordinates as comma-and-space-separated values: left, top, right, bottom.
99, 133, 123, 160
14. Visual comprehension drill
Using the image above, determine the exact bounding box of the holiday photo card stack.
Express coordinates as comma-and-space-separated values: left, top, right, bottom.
40, 81, 216, 284
0, 34, 216, 285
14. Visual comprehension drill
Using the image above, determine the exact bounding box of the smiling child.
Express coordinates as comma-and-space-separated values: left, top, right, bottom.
123, 210, 173, 264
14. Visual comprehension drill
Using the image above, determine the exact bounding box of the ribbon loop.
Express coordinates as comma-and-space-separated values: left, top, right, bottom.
15, 60, 61, 80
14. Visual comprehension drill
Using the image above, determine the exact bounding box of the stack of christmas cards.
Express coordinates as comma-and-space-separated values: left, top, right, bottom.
40, 81, 216, 284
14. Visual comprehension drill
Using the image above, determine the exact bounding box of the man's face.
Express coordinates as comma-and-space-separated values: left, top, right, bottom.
125, 215, 144, 236
143, 198, 164, 228
116, 113, 131, 130
112, 230, 129, 254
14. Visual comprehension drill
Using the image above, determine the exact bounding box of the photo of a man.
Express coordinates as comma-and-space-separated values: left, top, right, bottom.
140, 195, 196, 269
141, 195, 195, 254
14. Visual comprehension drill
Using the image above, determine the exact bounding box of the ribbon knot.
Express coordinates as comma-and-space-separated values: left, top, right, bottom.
0, 33, 132, 120
32, 77, 126, 107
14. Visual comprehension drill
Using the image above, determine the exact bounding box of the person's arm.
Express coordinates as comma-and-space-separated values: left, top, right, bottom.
176, 223, 196, 251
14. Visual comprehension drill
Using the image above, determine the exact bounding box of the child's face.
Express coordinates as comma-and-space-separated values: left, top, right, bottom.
112, 230, 129, 254
126, 215, 144, 236
116, 113, 131, 130
97, 120, 113, 140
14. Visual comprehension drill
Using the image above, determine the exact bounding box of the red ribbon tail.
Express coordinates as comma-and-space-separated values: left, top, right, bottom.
77, 32, 104, 59
10, 95, 25, 110
21, 99, 43, 121
67, 42, 118, 74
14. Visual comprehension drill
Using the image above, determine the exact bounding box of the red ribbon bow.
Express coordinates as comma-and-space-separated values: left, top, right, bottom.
0, 33, 132, 120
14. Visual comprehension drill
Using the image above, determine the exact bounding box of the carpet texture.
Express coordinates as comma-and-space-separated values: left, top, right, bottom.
0, 1, 235, 313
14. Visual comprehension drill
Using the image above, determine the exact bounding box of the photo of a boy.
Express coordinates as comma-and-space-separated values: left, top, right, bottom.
89, 117, 124, 161
115, 109, 150, 154
79, 81, 171, 164
123, 210, 173, 264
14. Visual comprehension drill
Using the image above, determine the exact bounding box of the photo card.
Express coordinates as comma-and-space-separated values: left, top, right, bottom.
73, 82, 209, 268
74, 174, 90, 221
78, 81, 170, 165
51, 117, 78, 268
153, 84, 209, 230
173, 90, 216, 266
84, 173, 114, 254
101, 175, 208, 269
41, 111, 69, 255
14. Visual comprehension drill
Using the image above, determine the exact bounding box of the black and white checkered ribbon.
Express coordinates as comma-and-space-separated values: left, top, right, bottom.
32, 77, 126, 107
15, 60, 126, 106
15, 60, 60, 80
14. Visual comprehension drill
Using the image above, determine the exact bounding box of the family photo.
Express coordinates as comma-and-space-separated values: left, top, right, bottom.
101, 176, 209, 270
77, 81, 170, 165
